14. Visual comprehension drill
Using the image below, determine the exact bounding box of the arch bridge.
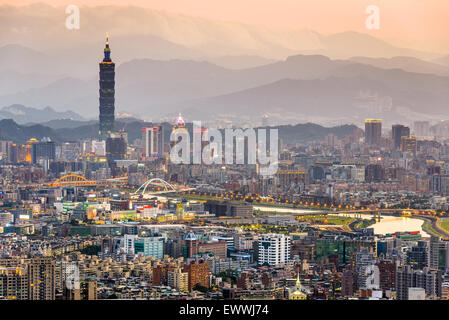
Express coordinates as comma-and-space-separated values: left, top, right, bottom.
46, 174, 96, 187
133, 178, 177, 195
44, 175, 128, 188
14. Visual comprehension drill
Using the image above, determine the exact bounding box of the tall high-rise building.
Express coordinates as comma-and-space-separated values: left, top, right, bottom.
396, 265, 442, 300
396, 265, 414, 300
142, 125, 164, 160
400, 136, 417, 155
99, 34, 115, 139
64, 280, 97, 300
81, 280, 98, 300
407, 241, 429, 270
182, 260, 210, 291
184, 232, 198, 258
237, 271, 250, 289
0, 257, 56, 300
25, 138, 38, 163
376, 260, 396, 295
105, 132, 127, 165
173, 113, 186, 130
170, 113, 187, 155
32, 139, 55, 164
392, 124, 410, 150
61, 142, 81, 161
167, 268, 189, 293
152, 264, 177, 286
365, 164, 384, 183
257, 234, 291, 266
428, 236, 448, 270
364, 119, 382, 145
134, 236, 164, 259
28, 257, 55, 300
341, 267, 356, 297
355, 248, 378, 290
0, 266, 29, 300
414, 121, 430, 137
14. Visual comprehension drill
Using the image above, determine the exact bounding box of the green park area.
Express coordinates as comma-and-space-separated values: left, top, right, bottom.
297, 214, 352, 226
179, 193, 334, 211
420, 217, 448, 238
439, 218, 449, 232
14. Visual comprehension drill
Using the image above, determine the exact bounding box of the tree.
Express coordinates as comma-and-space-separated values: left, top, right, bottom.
80, 244, 101, 255
193, 284, 208, 293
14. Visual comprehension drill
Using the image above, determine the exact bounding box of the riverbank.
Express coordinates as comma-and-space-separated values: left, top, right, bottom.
418, 216, 449, 239
180, 194, 431, 236
179, 194, 333, 211
256, 207, 376, 232
256, 205, 429, 236
294, 214, 354, 231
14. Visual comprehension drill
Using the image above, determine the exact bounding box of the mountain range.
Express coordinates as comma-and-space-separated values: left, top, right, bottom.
0, 118, 359, 146
0, 105, 84, 124
2, 3, 449, 126
2, 4, 440, 62
2, 54, 449, 126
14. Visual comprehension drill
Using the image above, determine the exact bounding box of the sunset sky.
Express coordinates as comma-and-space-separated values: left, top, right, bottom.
2, 0, 449, 53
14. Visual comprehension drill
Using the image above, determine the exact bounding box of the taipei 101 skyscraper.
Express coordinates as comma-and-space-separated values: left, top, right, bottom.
99, 34, 115, 139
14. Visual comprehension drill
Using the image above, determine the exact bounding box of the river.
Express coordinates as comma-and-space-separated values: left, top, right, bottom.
254, 205, 429, 237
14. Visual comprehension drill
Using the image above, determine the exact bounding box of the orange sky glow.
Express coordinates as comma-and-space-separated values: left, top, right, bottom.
2, 0, 449, 53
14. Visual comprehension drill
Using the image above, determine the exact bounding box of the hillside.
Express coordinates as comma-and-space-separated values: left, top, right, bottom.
0, 119, 359, 146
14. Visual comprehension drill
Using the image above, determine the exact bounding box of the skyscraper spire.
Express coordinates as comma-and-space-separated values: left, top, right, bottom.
174, 113, 186, 129
99, 33, 115, 139
103, 32, 111, 62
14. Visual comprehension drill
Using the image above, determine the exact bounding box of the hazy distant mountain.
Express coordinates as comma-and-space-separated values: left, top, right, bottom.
0, 70, 61, 96
115, 59, 236, 113
0, 78, 96, 114
0, 4, 317, 60
118, 56, 449, 123
2, 54, 449, 123
301, 32, 439, 60
0, 44, 54, 74
29, 119, 96, 130
237, 55, 348, 81
0, 118, 359, 146
0, 4, 442, 68
0, 55, 349, 116
2, 3, 448, 125
433, 55, 449, 67
114, 56, 345, 115
0, 104, 84, 124
350, 56, 449, 76
0, 45, 69, 94
179, 68, 449, 124
179, 77, 383, 122
203, 55, 277, 70
273, 123, 360, 145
